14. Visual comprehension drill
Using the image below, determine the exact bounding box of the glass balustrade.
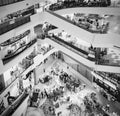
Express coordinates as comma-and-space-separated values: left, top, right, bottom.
95, 71, 120, 85
1, 38, 37, 64
47, 10, 110, 34
0, 43, 55, 115
93, 71, 120, 102
1, 90, 28, 116
93, 76, 120, 102
0, 0, 24, 7
1, 43, 54, 95
48, 0, 112, 11
0, 50, 36, 94
0, 5, 35, 25
0, 30, 30, 47
8, 91, 28, 116
37, 43, 54, 55
47, 33, 95, 61
0, 5, 37, 35
0, 16, 31, 35
63, 13, 110, 34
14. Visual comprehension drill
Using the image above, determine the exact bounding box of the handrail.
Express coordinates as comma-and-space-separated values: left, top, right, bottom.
95, 71, 119, 85
47, 35, 120, 67
52, 35, 88, 55
0, 46, 56, 98
0, 30, 30, 46
48, 1, 111, 12
48, 35, 95, 62
2, 39, 37, 64
0, 0, 24, 7
1, 91, 28, 116
0, 16, 31, 35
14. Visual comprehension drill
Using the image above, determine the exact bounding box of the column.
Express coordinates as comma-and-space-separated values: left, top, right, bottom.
0, 74, 5, 93
30, 28, 37, 40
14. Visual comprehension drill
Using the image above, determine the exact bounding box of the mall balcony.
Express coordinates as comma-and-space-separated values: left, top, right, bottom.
0, 89, 29, 116
91, 70, 120, 104
0, 3, 45, 43
0, 49, 37, 112
0, 43, 58, 116
48, 0, 120, 14
36, 24, 119, 73
43, 10, 120, 48
0, 42, 57, 95
0, 0, 44, 18
0, 29, 37, 74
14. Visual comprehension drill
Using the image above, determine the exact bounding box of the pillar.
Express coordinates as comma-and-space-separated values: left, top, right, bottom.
0, 74, 5, 93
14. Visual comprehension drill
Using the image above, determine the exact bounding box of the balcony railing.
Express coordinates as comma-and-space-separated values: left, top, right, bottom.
2, 39, 37, 64
1, 91, 28, 116
47, 10, 109, 34
95, 71, 120, 85
0, 0, 24, 7
0, 55, 35, 96
48, 1, 111, 11
0, 16, 30, 35
47, 34, 95, 61
0, 30, 30, 46
93, 76, 120, 102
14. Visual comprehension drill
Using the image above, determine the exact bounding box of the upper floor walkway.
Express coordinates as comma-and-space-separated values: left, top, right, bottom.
43, 36, 120, 73
44, 10, 120, 48
53, 7, 120, 16
0, 0, 43, 18
1, 5, 120, 46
